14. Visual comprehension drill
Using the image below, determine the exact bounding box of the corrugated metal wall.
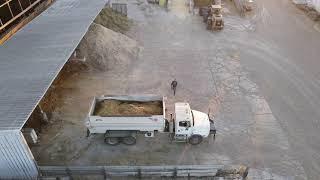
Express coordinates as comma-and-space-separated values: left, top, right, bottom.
0, 130, 38, 179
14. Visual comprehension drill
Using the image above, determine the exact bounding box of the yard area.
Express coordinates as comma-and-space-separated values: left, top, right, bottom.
30, 0, 320, 179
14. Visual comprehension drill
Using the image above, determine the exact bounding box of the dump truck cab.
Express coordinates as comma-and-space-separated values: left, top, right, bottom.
174, 103, 212, 145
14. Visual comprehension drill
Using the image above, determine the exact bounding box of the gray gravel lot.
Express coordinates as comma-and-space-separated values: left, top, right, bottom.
32, 0, 320, 179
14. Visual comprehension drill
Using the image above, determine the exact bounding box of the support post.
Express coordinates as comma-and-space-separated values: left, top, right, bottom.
66, 167, 73, 180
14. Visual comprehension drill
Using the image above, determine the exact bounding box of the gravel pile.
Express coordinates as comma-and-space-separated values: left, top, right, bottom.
94, 7, 132, 34
77, 23, 140, 71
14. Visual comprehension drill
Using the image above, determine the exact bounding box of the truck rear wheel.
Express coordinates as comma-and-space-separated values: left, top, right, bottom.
105, 137, 120, 145
122, 136, 136, 145
188, 135, 203, 145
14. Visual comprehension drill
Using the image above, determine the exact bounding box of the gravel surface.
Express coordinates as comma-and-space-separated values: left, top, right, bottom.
31, 0, 320, 179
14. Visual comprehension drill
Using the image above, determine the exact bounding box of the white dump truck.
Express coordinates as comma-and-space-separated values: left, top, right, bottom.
86, 95, 216, 145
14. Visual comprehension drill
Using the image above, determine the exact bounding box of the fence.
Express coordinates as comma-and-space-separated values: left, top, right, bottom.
39, 165, 249, 179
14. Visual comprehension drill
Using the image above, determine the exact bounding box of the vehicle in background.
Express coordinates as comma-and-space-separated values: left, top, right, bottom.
206, 4, 224, 31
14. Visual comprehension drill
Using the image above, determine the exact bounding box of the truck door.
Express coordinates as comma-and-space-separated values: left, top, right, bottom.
174, 103, 193, 141
177, 120, 192, 135
174, 120, 192, 141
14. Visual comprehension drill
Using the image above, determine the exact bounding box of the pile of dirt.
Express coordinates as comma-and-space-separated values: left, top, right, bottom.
193, 0, 211, 7
38, 60, 87, 114
77, 23, 140, 71
35, 12, 138, 119
93, 100, 163, 116
94, 7, 132, 34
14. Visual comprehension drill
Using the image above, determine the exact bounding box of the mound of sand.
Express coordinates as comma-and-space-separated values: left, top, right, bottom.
77, 23, 140, 71
94, 100, 163, 116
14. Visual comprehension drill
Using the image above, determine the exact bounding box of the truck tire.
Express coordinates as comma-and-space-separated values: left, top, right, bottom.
188, 135, 203, 145
122, 136, 136, 145
105, 137, 120, 145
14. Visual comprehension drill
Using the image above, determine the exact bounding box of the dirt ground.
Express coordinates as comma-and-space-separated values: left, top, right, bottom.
31, 0, 320, 179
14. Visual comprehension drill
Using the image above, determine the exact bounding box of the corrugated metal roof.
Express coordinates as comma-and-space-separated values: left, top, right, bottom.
0, 0, 107, 130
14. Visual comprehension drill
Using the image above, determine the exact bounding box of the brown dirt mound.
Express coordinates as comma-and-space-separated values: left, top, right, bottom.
39, 60, 88, 114
193, 0, 211, 7
94, 7, 132, 34
94, 100, 163, 116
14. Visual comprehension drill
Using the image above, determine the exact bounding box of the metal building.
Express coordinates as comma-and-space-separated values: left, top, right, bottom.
0, 0, 106, 179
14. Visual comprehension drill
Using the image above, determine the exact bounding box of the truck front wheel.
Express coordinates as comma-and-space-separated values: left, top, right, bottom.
105, 137, 120, 145
188, 135, 203, 145
122, 136, 136, 145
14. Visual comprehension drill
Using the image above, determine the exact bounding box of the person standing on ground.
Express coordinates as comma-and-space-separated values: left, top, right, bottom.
171, 79, 178, 96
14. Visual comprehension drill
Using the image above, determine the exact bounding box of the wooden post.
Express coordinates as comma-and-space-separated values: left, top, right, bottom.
38, 105, 49, 124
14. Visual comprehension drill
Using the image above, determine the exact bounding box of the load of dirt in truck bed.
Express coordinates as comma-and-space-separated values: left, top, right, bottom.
93, 100, 163, 116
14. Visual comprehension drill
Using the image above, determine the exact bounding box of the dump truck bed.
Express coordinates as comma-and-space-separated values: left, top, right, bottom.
86, 95, 166, 133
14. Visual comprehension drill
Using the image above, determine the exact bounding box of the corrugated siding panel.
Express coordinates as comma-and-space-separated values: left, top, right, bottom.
0, 131, 38, 179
